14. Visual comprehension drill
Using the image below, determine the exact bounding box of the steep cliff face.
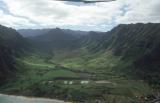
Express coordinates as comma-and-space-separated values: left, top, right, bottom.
104, 23, 160, 58
0, 45, 15, 84
108, 23, 160, 84
83, 23, 160, 84
0, 25, 29, 52
134, 42, 160, 84
0, 25, 28, 84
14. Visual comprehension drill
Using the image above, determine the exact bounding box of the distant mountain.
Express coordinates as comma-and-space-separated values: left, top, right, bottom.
62, 29, 89, 38
18, 28, 89, 37
18, 29, 51, 37
29, 28, 86, 52
33, 28, 77, 42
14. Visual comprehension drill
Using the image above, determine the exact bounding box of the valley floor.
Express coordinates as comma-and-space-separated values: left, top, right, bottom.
0, 50, 155, 103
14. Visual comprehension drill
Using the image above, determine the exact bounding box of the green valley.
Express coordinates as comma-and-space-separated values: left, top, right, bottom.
0, 23, 160, 103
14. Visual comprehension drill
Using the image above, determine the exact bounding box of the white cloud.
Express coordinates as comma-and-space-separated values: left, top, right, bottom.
0, 0, 160, 31
0, 9, 36, 28
116, 0, 160, 24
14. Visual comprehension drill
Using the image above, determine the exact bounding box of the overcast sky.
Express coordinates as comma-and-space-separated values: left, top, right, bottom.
0, 0, 160, 31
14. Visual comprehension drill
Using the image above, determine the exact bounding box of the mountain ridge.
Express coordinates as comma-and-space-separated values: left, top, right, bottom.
18, 28, 89, 37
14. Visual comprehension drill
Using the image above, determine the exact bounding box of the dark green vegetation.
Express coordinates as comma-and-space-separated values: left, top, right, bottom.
0, 45, 15, 84
0, 23, 160, 103
0, 25, 28, 52
0, 25, 28, 84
